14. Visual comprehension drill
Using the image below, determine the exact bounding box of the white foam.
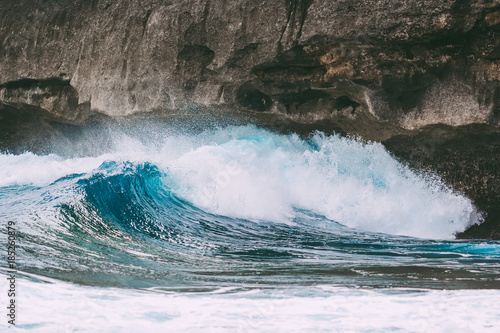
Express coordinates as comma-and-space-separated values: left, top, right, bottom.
0, 153, 113, 187
4, 274, 499, 332
0, 125, 481, 238
159, 127, 480, 239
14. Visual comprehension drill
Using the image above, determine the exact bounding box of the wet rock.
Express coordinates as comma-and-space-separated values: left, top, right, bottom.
383, 124, 500, 239
0, 102, 112, 156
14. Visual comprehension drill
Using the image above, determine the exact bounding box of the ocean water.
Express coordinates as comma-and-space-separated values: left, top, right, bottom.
1, 123, 499, 332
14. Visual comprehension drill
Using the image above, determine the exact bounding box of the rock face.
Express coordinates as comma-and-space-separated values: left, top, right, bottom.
383, 124, 500, 239
1, 0, 500, 238
0, 0, 499, 126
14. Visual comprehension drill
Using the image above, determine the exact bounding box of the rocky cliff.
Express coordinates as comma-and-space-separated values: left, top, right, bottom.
1, 0, 499, 238
1, 0, 499, 124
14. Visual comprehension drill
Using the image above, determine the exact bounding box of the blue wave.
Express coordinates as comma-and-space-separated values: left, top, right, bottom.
1, 125, 499, 290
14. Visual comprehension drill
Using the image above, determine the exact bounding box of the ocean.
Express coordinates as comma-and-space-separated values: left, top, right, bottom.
1, 120, 499, 332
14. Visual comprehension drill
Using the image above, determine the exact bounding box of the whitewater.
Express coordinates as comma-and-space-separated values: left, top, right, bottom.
1, 122, 499, 332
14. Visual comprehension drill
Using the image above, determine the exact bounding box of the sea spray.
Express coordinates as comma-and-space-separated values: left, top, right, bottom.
1, 123, 499, 332
0, 125, 480, 238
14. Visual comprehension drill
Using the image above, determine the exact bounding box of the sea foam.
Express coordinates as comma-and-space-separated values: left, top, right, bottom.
0, 125, 481, 239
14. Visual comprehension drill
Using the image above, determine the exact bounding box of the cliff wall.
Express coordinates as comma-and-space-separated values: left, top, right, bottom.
0, 0, 499, 128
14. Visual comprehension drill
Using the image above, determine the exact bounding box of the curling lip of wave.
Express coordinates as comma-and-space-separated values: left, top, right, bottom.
0, 125, 481, 239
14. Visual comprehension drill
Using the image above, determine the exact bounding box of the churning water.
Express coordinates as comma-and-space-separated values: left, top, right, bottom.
1, 123, 499, 332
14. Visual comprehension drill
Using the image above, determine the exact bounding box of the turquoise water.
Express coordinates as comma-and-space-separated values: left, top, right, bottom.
1, 124, 499, 331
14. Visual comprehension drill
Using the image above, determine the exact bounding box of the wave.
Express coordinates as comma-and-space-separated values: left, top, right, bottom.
1, 125, 480, 239
2, 124, 499, 291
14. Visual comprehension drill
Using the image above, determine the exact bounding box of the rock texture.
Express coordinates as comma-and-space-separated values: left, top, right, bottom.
1, 0, 500, 238
0, 0, 499, 126
383, 124, 500, 239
